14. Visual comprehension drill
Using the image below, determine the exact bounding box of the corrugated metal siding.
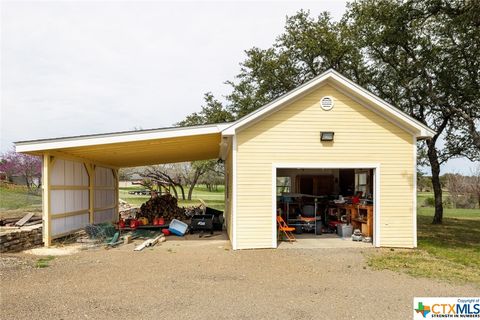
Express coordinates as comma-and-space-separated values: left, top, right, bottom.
50, 159, 90, 237
235, 84, 414, 249
93, 167, 117, 224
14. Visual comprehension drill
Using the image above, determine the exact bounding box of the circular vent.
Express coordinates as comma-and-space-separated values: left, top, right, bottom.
320, 96, 334, 111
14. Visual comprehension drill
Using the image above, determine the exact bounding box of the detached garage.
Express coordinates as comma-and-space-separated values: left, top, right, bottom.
15, 69, 435, 250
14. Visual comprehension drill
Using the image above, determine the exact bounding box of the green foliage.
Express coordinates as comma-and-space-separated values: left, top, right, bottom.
177, 93, 233, 126
424, 197, 436, 207
226, 10, 367, 118
36, 256, 55, 268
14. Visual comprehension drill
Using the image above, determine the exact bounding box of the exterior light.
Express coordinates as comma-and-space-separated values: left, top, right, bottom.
320, 131, 334, 141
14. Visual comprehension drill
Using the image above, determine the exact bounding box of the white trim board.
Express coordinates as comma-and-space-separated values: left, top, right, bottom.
222, 69, 435, 138
272, 163, 381, 248
232, 135, 238, 250
413, 137, 418, 248
15, 123, 230, 153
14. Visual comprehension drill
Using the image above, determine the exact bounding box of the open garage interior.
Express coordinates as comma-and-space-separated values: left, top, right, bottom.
276, 167, 376, 247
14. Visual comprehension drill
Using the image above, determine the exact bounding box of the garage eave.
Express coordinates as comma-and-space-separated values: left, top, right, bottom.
14, 123, 232, 168
15, 123, 231, 153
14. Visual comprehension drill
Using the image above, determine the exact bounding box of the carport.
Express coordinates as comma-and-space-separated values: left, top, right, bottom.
15, 123, 231, 246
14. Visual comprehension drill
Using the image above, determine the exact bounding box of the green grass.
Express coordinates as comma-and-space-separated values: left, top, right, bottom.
119, 185, 225, 211
368, 200, 480, 287
35, 256, 55, 268
0, 185, 42, 216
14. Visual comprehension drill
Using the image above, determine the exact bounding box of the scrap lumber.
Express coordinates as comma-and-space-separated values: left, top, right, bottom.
22, 220, 42, 226
134, 235, 164, 251
15, 213, 35, 227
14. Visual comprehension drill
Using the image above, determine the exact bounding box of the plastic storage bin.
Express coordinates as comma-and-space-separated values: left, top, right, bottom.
168, 219, 188, 236
337, 223, 353, 238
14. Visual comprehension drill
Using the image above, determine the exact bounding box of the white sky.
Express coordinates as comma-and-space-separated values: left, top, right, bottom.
0, 0, 476, 174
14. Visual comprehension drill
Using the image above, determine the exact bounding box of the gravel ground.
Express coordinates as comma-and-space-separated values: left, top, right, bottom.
1, 239, 478, 320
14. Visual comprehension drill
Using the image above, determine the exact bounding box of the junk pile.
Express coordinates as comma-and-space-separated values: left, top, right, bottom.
138, 194, 189, 222
80, 222, 168, 251
119, 199, 139, 219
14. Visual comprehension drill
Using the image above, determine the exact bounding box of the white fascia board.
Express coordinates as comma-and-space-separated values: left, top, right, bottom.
15, 124, 229, 153
221, 69, 436, 138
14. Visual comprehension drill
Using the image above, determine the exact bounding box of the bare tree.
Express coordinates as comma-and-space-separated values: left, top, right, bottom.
445, 173, 468, 209
137, 165, 186, 199
469, 165, 480, 209
179, 161, 216, 200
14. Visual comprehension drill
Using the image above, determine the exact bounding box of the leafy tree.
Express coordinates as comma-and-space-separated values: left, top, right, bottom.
347, 0, 480, 223
181, 2, 479, 224
177, 93, 233, 126
226, 11, 366, 117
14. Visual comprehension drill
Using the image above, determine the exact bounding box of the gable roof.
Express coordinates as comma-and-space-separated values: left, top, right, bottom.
221, 69, 435, 138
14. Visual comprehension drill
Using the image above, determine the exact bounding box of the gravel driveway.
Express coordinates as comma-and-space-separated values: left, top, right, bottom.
1, 239, 478, 319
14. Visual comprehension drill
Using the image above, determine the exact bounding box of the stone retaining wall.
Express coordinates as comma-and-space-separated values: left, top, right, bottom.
0, 225, 43, 253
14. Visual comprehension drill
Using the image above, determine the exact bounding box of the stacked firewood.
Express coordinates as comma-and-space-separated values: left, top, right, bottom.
138, 194, 188, 222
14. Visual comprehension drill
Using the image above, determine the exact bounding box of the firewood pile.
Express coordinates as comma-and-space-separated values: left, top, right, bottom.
138, 194, 189, 222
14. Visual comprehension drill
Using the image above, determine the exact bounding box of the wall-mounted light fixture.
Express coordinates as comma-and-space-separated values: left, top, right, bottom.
320, 131, 335, 141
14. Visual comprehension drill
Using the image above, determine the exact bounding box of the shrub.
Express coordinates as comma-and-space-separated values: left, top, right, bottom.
424, 197, 435, 207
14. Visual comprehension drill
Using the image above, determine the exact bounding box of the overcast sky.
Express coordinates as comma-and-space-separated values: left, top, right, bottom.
0, 1, 476, 174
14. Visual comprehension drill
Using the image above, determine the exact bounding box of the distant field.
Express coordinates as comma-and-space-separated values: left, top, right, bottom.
418, 191, 479, 219
119, 185, 225, 211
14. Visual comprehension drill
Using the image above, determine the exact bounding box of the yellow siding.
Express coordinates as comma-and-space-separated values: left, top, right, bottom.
235, 84, 415, 249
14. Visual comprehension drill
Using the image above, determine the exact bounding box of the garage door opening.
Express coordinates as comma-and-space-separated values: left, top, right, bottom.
275, 166, 377, 248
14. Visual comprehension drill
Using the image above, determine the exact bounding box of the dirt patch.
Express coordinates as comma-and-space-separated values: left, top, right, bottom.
1, 242, 478, 319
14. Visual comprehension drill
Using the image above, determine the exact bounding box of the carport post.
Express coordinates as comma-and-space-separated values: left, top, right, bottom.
42, 153, 52, 247
85, 164, 95, 224
113, 169, 119, 222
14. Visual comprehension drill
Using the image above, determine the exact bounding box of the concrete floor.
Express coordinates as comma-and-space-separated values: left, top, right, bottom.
277, 233, 372, 249
183, 231, 372, 250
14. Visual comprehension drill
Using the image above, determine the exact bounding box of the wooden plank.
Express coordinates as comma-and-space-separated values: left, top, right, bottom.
134, 235, 164, 251
22, 220, 43, 226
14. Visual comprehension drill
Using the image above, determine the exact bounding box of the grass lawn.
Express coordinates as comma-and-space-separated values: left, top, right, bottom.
368, 201, 480, 287
119, 185, 225, 211
0, 184, 42, 218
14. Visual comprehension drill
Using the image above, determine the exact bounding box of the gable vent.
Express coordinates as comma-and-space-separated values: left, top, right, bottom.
320, 96, 334, 111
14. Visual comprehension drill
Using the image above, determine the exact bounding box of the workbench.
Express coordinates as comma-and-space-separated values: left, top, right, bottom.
350, 204, 373, 237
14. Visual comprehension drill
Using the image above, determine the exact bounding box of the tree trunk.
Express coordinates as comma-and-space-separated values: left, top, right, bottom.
178, 185, 186, 200
169, 185, 178, 198
427, 140, 444, 224
187, 172, 201, 200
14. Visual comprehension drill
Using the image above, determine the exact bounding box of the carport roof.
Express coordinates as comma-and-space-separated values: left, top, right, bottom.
15, 123, 231, 168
